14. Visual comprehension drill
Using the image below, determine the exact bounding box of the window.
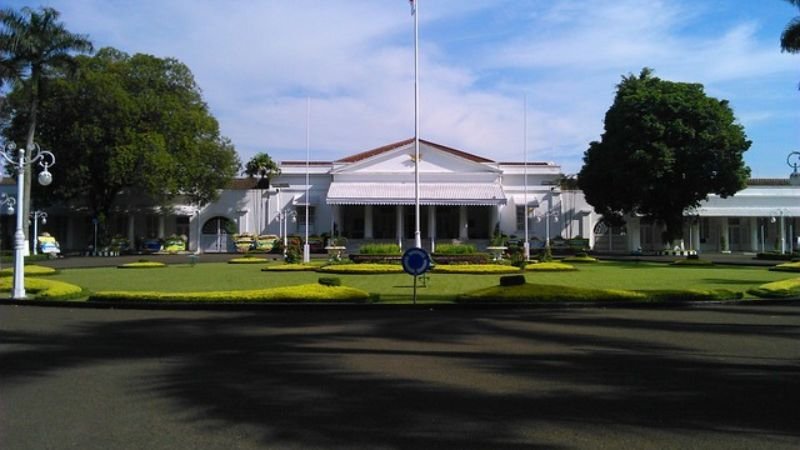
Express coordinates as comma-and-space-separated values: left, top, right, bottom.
175, 216, 190, 238
145, 215, 159, 238
296, 206, 315, 228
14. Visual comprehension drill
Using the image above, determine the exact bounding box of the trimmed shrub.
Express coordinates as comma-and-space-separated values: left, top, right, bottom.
459, 283, 646, 303
0, 264, 58, 277
117, 261, 167, 269
431, 253, 489, 265
89, 284, 371, 303
261, 264, 318, 272
748, 277, 800, 298
432, 264, 520, 274
317, 263, 403, 274
499, 275, 526, 286
318, 277, 342, 286
638, 289, 742, 302
434, 243, 477, 255
359, 244, 402, 255
525, 262, 577, 272
770, 261, 800, 273
0, 277, 83, 300
756, 252, 796, 261
562, 255, 599, 263
228, 257, 269, 264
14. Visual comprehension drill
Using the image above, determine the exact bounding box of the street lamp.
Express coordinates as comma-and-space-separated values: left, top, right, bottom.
279, 208, 297, 255
788, 151, 800, 186
771, 208, 789, 254
0, 142, 55, 299
29, 210, 47, 255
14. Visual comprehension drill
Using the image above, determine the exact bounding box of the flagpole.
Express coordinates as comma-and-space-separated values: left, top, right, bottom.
303, 96, 311, 263
523, 94, 530, 261
413, 0, 422, 249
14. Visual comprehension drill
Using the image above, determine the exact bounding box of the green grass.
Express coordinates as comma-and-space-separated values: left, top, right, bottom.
46, 260, 796, 303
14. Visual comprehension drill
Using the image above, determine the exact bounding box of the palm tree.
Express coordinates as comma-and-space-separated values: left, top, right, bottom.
244, 152, 281, 187
781, 0, 800, 53
0, 6, 93, 223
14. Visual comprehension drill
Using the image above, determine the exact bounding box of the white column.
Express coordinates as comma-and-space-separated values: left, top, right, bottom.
720, 218, 730, 252
749, 217, 759, 253
459, 205, 468, 240
396, 205, 404, 247
627, 217, 641, 253
158, 214, 165, 239
428, 205, 436, 252
364, 205, 373, 239
127, 214, 135, 244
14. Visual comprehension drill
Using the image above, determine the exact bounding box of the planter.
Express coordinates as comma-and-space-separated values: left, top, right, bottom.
486, 246, 508, 262
324, 246, 347, 261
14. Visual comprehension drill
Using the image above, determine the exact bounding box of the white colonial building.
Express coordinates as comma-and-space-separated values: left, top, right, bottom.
2, 139, 798, 256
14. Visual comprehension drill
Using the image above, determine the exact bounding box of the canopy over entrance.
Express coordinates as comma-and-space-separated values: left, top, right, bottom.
326, 182, 506, 206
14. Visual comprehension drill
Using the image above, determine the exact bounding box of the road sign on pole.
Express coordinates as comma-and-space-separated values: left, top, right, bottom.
402, 247, 431, 304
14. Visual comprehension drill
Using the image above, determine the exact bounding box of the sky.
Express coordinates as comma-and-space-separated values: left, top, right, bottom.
6, 0, 800, 178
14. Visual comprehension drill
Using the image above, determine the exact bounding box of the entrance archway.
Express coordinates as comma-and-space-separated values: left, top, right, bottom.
200, 216, 234, 253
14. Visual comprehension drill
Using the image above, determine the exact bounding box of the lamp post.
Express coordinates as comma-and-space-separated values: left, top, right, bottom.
0, 194, 16, 271
788, 151, 800, 186
30, 210, 47, 255
534, 188, 560, 249
280, 208, 297, 256
0, 142, 55, 299
772, 208, 789, 254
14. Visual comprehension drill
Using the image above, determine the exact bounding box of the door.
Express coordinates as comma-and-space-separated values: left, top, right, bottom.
201, 216, 234, 253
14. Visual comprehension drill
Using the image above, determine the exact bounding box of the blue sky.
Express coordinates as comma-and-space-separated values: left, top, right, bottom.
6, 0, 800, 177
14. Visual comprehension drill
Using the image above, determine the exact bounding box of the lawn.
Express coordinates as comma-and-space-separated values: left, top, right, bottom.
47, 261, 794, 303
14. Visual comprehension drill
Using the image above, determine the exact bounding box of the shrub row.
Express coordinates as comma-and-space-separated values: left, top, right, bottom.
525, 262, 577, 271
0, 277, 83, 300
0, 264, 58, 276
769, 261, 800, 273
433, 264, 519, 274
434, 244, 477, 255
89, 284, 371, 303
117, 261, 167, 269
228, 257, 270, 264
261, 264, 318, 272
748, 277, 800, 298
317, 263, 404, 274
670, 258, 714, 266
359, 244, 402, 255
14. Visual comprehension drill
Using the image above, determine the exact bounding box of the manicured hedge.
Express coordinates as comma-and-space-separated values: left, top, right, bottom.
0, 277, 83, 300
318, 277, 342, 286
460, 282, 742, 303
0, 264, 58, 276
317, 263, 404, 274
499, 275, 526, 286
431, 254, 489, 265
432, 264, 520, 274
89, 284, 371, 303
434, 244, 477, 255
561, 255, 599, 263
261, 264, 318, 272
359, 244, 402, 255
748, 277, 800, 298
524, 262, 577, 272
770, 261, 800, 273
228, 257, 270, 264
117, 261, 167, 269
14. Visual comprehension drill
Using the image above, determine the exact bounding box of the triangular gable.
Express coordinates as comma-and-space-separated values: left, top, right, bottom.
333, 139, 500, 174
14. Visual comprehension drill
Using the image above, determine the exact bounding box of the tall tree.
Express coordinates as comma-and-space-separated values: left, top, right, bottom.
7, 47, 240, 241
781, 0, 800, 53
0, 6, 93, 228
578, 68, 751, 246
244, 152, 281, 187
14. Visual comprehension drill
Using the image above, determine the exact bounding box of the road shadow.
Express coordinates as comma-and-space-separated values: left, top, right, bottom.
1, 307, 799, 448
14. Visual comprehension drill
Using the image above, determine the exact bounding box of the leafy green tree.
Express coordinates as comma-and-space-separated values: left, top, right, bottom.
0, 6, 93, 224
781, 0, 800, 53
578, 68, 751, 245
244, 152, 280, 187
6, 47, 239, 240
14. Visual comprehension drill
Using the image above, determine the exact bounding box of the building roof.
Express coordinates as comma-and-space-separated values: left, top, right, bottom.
747, 178, 790, 186
335, 138, 496, 164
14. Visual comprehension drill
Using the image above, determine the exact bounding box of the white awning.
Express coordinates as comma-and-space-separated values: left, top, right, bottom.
326, 182, 507, 205
694, 207, 800, 217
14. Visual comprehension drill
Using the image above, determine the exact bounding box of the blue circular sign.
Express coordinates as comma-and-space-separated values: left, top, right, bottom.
402, 247, 431, 276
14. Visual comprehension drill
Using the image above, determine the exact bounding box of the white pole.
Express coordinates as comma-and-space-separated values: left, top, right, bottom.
413, 0, 422, 249
32, 212, 38, 256
12, 151, 26, 299
303, 97, 311, 263
523, 94, 529, 261
780, 211, 786, 254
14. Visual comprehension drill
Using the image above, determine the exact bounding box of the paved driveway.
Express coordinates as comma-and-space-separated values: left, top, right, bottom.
1, 305, 799, 449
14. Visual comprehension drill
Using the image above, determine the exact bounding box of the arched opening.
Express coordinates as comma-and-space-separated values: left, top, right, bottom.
200, 216, 234, 253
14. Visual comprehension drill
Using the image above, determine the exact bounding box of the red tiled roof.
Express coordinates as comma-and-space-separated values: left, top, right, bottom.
336, 138, 495, 164
747, 178, 790, 186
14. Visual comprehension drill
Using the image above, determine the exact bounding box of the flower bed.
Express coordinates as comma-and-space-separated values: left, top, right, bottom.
317, 263, 403, 274
748, 277, 800, 298
348, 254, 402, 264
261, 264, 318, 271
769, 261, 800, 272
432, 254, 489, 265
0, 277, 83, 299
89, 284, 371, 303
228, 257, 270, 264
525, 262, 577, 271
432, 264, 519, 274
0, 264, 58, 276
117, 261, 167, 269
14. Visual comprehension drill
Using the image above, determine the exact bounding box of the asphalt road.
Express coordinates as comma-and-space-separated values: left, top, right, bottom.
1, 304, 799, 449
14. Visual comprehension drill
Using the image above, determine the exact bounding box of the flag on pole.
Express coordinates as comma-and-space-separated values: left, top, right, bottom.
409, 0, 415, 15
